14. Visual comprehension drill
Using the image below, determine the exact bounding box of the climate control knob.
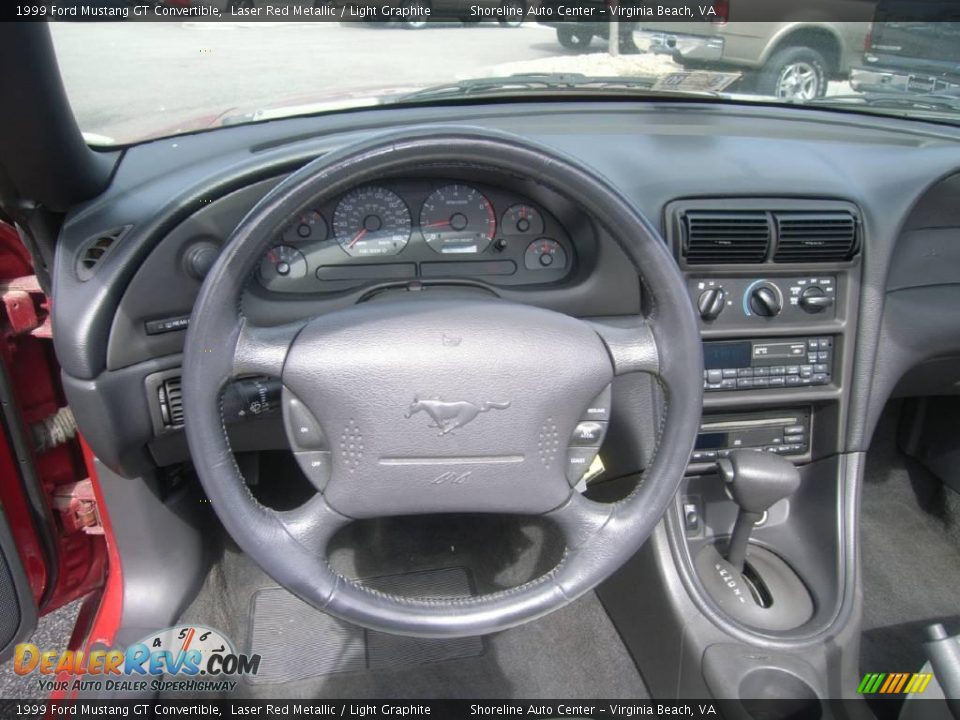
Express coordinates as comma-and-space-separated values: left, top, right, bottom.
799, 285, 835, 313
697, 287, 726, 322
749, 283, 782, 317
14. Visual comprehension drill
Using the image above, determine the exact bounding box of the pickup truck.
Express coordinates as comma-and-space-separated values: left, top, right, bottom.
640, 1, 872, 99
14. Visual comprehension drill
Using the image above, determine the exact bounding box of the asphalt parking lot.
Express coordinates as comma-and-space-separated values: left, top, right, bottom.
49, 21, 575, 143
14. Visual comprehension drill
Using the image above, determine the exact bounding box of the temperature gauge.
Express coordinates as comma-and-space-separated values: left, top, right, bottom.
259, 244, 308, 290
282, 210, 327, 244
524, 238, 567, 271
503, 204, 544, 236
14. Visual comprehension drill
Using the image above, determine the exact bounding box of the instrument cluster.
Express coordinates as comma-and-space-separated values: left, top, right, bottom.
256, 179, 574, 293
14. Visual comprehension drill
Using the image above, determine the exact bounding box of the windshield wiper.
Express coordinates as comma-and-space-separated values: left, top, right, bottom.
392, 73, 724, 103
801, 92, 960, 114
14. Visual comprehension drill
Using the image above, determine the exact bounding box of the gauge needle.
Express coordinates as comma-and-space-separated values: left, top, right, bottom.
349, 229, 367, 248
181, 627, 196, 652
424, 220, 451, 228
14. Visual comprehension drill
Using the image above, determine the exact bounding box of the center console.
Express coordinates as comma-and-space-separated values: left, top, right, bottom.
598, 197, 864, 709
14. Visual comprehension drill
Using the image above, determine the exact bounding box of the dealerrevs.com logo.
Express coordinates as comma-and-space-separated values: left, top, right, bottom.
14, 625, 261, 694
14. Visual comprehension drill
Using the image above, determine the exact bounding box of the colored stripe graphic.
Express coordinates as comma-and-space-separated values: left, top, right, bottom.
859, 672, 933, 695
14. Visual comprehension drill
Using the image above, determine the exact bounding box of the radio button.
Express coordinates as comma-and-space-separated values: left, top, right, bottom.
737, 368, 754, 378
800, 365, 813, 378
784, 424, 805, 435
754, 367, 769, 376
753, 378, 770, 388
769, 376, 786, 387
786, 365, 800, 375
722, 369, 738, 379
721, 379, 738, 390
785, 376, 801, 386
737, 378, 754, 389
812, 373, 829, 385
813, 363, 829, 374
817, 351, 830, 362
707, 369, 723, 384
770, 366, 786, 376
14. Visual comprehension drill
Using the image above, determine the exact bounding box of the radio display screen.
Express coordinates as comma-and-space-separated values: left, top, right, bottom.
695, 432, 727, 450
752, 341, 807, 361
703, 341, 751, 370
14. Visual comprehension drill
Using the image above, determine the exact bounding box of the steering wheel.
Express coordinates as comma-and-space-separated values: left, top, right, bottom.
182, 127, 702, 638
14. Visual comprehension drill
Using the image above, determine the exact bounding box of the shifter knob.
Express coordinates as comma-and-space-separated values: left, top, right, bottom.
717, 449, 800, 571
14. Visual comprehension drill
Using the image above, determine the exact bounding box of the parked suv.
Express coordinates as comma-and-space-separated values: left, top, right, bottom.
851, 2, 960, 94
642, 9, 871, 99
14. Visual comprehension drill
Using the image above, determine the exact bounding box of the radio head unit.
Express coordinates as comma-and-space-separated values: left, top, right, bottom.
703, 337, 833, 391
690, 409, 811, 467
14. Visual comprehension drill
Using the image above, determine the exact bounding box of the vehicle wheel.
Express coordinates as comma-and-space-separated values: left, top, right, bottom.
401, 0, 428, 28
557, 27, 592, 51
498, 0, 525, 26
758, 46, 829, 101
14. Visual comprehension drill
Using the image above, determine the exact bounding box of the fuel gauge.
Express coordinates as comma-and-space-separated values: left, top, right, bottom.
524, 238, 567, 271
259, 244, 308, 290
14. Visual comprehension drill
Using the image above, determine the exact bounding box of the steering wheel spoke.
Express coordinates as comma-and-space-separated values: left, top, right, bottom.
233, 319, 304, 378
276, 493, 352, 556
546, 492, 615, 550
589, 316, 660, 377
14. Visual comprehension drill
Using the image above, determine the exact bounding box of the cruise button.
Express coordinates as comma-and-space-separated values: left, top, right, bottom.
284, 394, 327, 450
582, 385, 612, 422
566, 448, 599, 484
571, 421, 607, 446
295, 451, 332, 492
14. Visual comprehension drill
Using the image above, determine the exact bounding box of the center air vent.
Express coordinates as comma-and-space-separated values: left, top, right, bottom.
682, 211, 771, 264
774, 212, 858, 262
157, 376, 184, 429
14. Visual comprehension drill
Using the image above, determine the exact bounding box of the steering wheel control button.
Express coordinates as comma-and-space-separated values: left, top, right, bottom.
582, 385, 612, 422
567, 448, 600, 484
283, 392, 327, 450
571, 421, 607, 446
294, 451, 332, 492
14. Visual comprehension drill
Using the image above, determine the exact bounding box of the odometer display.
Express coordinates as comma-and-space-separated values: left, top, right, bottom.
334, 186, 411, 257
420, 184, 496, 254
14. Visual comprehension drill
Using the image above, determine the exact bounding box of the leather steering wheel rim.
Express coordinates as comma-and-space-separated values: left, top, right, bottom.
182, 127, 703, 638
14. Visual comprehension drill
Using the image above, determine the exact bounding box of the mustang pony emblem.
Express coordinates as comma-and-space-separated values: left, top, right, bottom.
405, 397, 511, 435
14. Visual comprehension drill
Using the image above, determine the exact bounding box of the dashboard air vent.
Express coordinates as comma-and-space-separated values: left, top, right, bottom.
158, 376, 184, 429
682, 211, 771, 264
774, 212, 858, 262
76, 226, 131, 281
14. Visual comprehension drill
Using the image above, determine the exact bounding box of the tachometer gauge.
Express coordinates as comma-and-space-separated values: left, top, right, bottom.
259, 244, 307, 290
420, 184, 496, 254
334, 186, 411, 257
502, 204, 544, 236
282, 209, 327, 244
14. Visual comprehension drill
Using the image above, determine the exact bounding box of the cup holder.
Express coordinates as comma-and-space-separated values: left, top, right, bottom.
739, 668, 822, 720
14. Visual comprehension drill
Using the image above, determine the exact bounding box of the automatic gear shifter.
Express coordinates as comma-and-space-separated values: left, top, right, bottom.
694, 449, 813, 631
717, 450, 801, 572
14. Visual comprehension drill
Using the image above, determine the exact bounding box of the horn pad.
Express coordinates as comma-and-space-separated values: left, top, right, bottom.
281, 297, 614, 518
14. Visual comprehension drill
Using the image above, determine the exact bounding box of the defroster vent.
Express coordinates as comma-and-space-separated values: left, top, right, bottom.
774, 212, 858, 262
682, 211, 771, 264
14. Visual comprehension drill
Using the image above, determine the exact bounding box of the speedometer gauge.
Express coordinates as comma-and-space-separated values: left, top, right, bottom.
334, 186, 411, 257
420, 184, 496, 254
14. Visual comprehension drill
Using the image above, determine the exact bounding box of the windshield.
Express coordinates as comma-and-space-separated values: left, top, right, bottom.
47, 4, 960, 145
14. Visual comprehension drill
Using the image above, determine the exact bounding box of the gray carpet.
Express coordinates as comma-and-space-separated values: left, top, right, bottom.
170, 516, 649, 699
860, 403, 960, 676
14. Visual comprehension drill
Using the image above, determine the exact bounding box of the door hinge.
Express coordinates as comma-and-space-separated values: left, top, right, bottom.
52, 479, 104, 535
0, 275, 50, 338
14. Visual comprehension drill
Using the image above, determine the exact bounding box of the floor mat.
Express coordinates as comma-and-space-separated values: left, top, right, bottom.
860, 404, 960, 677
172, 524, 648, 699
247, 568, 483, 684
